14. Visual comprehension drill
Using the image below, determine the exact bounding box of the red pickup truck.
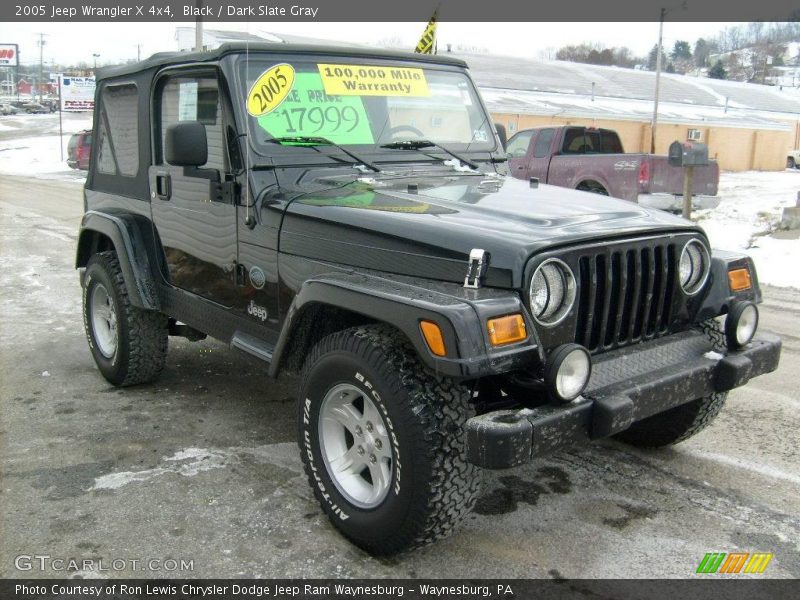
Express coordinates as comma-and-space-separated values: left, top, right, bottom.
506, 126, 720, 211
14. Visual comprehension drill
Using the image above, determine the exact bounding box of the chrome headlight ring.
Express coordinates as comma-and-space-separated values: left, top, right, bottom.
529, 258, 577, 326
679, 240, 711, 296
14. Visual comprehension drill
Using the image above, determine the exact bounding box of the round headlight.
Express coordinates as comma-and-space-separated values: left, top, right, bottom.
725, 301, 758, 349
679, 240, 711, 295
529, 259, 577, 326
544, 344, 592, 403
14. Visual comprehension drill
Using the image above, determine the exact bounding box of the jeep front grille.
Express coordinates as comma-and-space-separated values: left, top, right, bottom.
575, 243, 677, 353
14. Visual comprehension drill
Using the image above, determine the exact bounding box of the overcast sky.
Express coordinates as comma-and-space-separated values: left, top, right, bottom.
1, 21, 735, 68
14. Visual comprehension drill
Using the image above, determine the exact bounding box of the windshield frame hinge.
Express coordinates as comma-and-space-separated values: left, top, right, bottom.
211, 180, 240, 205
464, 248, 488, 289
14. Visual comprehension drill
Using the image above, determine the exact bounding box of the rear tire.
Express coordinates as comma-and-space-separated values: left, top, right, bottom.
577, 182, 609, 196
298, 325, 481, 555
788, 157, 797, 169
615, 320, 727, 448
82, 251, 168, 386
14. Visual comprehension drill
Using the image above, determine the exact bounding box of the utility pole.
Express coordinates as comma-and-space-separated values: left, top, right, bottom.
195, 0, 203, 51
37, 33, 46, 102
650, 8, 666, 154
136, 44, 141, 61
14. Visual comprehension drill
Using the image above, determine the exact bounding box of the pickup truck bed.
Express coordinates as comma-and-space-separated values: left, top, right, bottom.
506, 126, 720, 211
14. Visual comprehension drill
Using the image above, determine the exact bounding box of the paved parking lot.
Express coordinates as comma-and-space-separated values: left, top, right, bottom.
1, 176, 798, 579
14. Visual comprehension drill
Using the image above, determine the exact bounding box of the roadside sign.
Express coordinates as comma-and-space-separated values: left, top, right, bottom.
61, 76, 95, 111
0, 43, 18, 67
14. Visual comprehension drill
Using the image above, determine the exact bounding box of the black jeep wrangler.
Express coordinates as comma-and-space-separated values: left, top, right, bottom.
76, 42, 781, 555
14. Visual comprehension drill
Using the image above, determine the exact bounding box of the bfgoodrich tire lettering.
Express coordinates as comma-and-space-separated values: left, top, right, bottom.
298, 325, 481, 555
82, 251, 168, 386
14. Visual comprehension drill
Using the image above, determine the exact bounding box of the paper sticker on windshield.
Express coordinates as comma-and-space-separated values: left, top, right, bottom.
257, 72, 374, 145
247, 63, 295, 117
318, 64, 429, 97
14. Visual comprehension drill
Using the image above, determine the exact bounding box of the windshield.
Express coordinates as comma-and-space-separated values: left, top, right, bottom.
238, 57, 495, 155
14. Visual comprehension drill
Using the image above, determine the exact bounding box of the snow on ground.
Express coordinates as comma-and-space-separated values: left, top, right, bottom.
0, 134, 87, 183
697, 170, 800, 289
0, 112, 93, 183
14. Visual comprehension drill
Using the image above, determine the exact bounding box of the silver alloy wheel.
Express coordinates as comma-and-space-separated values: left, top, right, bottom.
318, 383, 393, 509
90, 283, 118, 358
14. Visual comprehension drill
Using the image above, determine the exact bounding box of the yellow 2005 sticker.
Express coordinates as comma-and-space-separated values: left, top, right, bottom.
318, 64, 429, 97
246, 63, 296, 117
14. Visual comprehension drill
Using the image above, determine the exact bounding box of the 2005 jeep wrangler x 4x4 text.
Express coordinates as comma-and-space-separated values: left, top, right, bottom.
77, 43, 781, 555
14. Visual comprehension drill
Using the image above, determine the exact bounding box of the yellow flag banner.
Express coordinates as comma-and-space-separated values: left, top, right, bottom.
414, 10, 438, 54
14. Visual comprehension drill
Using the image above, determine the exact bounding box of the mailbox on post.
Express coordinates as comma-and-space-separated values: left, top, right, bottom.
669, 141, 710, 219
668, 141, 710, 168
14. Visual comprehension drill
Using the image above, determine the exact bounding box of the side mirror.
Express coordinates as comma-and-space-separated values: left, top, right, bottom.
494, 123, 507, 151
165, 122, 207, 167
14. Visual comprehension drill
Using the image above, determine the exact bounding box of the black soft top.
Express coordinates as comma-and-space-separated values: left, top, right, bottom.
96, 42, 469, 81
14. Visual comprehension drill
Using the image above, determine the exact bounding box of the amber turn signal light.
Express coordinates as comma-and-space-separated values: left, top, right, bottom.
487, 314, 527, 346
420, 320, 447, 357
728, 268, 752, 292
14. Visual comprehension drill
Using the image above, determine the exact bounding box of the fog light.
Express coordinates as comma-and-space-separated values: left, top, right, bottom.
544, 344, 592, 403
725, 302, 758, 349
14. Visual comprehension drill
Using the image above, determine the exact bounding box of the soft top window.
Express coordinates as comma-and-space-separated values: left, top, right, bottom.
95, 83, 139, 177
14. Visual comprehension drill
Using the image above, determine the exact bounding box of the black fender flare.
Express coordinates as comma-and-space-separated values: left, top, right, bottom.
75, 210, 161, 310
269, 271, 540, 380
696, 250, 761, 321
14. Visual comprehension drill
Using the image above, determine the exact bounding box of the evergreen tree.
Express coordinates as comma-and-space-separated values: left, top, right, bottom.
647, 45, 668, 71
694, 38, 713, 67
708, 60, 727, 79
671, 40, 692, 60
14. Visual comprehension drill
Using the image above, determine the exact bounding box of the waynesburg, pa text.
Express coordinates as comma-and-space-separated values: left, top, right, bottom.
15, 583, 515, 598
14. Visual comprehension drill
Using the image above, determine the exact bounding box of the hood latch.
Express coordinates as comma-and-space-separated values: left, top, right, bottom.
464, 249, 488, 289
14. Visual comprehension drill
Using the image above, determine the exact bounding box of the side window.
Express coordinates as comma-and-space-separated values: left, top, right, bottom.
583, 131, 600, 153
562, 128, 587, 154
158, 75, 225, 172
505, 130, 534, 158
600, 131, 623, 153
95, 83, 139, 176
533, 129, 555, 158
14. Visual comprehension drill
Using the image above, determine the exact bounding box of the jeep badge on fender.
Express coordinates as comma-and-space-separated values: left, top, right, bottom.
76, 41, 781, 556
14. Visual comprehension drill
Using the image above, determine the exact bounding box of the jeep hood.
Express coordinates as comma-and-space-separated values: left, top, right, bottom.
279, 172, 705, 289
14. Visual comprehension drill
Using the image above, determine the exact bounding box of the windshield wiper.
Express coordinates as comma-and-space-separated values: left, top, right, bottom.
380, 139, 480, 171
267, 136, 380, 173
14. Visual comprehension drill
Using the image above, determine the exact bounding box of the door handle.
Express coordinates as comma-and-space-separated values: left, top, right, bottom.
515, 165, 524, 170
156, 173, 171, 200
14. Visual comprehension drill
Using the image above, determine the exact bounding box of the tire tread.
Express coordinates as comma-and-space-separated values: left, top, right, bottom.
299, 324, 481, 554
84, 251, 167, 386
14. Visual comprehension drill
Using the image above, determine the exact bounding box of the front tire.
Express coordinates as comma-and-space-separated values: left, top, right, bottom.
788, 157, 796, 169
298, 325, 481, 555
82, 251, 168, 386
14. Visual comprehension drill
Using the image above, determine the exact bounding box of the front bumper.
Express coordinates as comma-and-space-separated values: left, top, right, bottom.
638, 193, 720, 212
465, 330, 781, 469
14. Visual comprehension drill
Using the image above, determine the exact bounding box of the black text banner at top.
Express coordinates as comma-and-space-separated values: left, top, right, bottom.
5, 0, 800, 22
